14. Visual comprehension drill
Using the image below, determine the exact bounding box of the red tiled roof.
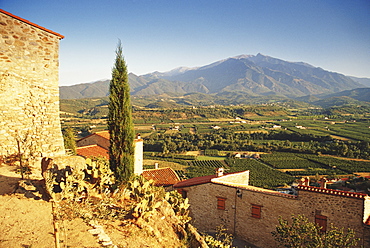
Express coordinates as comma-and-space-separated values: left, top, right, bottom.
76, 144, 109, 160
77, 131, 143, 143
142, 167, 180, 187
0, 9, 64, 39
77, 131, 109, 143
174, 174, 217, 188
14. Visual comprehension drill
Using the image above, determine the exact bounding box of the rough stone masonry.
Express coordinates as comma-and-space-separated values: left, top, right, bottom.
0, 9, 65, 163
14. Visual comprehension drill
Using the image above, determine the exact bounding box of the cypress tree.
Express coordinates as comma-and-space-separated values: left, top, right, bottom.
108, 41, 135, 183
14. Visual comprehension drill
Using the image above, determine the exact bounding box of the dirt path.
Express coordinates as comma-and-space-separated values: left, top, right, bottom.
0, 165, 101, 248
0, 195, 55, 248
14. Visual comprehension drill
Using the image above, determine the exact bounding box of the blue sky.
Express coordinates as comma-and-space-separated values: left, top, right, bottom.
2, 0, 369, 86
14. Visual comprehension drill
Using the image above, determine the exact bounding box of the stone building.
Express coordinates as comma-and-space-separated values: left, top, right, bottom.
174, 170, 370, 248
0, 9, 65, 162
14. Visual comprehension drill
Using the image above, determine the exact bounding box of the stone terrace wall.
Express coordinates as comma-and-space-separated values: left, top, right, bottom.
0, 10, 65, 161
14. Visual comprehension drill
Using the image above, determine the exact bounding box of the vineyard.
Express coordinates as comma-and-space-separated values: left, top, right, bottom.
259, 152, 356, 176
296, 154, 370, 173
260, 152, 323, 169
276, 119, 370, 142
225, 158, 295, 188
189, 160, 226, 168
185, 160, 226, 178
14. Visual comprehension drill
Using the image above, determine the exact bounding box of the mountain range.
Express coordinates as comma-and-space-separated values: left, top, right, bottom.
60, 53, 369, 105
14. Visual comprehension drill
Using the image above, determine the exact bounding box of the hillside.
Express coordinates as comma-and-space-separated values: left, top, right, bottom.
349, 76, 370, 87
60, 54, 366, 100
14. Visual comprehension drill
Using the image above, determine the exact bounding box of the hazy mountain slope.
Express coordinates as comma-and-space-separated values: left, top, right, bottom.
349, 76, 370, 87
155, 54, 363, 97
60, 80, 110, 99
312, 96, 365, 108
60, 73, 150, 99
321, 88, 370, 102
248, 54, 363, 92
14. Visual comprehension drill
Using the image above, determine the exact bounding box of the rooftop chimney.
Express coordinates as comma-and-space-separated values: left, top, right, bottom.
305, 177, 310, 186
216, 167, 224, 177
299, 177, 310, 186
319, 177, 327, 188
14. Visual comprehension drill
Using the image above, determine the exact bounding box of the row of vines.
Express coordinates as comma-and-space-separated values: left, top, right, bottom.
225, 158, 295, 189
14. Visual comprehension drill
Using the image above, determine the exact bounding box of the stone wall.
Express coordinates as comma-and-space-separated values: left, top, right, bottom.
235, 188, 300, 247
185, 183, 236, 232
181, 182, 370, 248
0, 10, 65, 162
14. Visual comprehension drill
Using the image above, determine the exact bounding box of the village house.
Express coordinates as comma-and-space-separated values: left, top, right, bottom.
174, 169, 370, 248
76, 131, 180, 187
76, 131, 143, 174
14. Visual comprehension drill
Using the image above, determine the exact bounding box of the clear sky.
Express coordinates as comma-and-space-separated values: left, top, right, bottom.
2, 0, 370, 86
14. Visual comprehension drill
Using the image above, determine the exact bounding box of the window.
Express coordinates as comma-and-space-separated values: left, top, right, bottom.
217, 197, 226, 210
315, 214, 327, 232
251, 204, 262, 219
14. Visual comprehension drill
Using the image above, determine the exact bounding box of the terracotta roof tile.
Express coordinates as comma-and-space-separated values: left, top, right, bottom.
95, 131, 110, 140
76, 144, 109, 160
174, 174, 217, 188
142, 167, 180, 187
0, 9, 64, 39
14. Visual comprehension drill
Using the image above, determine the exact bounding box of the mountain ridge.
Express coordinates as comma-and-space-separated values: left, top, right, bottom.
60, 54, 367, 100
